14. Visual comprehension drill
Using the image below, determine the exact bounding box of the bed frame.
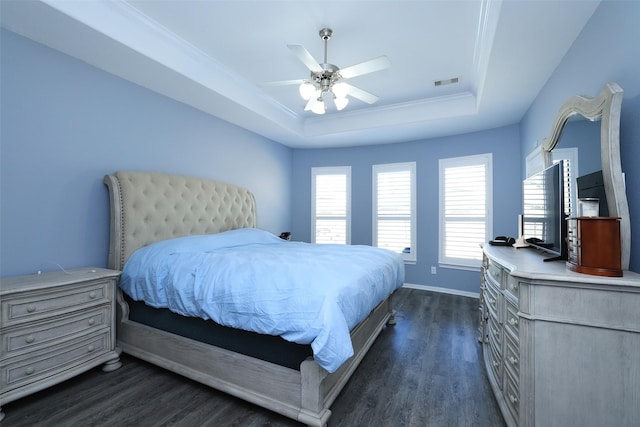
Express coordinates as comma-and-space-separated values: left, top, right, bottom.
104, 171, 396, 426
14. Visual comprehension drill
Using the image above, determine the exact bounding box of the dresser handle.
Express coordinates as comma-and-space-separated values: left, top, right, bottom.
88, 318, 95, 326
25, 367, 35, 375
509, 394, 518, 404
87, 345, 95, 352
25, 335, 35, 344
509, 317, 519, 326
26, 305, 36, 313
509, 356, 519, 365
89, 291, 97, 299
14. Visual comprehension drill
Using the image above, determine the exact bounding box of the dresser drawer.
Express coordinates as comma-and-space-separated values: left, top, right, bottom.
484, 279, 500, 318
488, 336, 503, 388
505, 274, 519, 302
504, 367, 519, 422
504, 299, 519, 342
1, 306, 110, 357
504, 331, 520, 380
1, 330, 111, 393
1, 280, 112, 327
487, 314, 502, 353
487, 260, 504, 288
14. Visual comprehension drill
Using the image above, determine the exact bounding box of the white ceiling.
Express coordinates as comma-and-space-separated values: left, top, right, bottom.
0, 0, 601, 148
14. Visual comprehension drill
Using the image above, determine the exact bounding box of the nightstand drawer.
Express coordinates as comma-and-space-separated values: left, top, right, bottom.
1, 330, 111, 393
1, 280, 111, 327
1, 306, 110, 357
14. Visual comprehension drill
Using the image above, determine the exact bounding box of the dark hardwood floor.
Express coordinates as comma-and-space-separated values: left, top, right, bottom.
2, 288, 505, 427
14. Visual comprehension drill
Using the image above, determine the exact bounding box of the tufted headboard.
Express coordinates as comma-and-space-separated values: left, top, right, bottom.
104, 171, 257, 270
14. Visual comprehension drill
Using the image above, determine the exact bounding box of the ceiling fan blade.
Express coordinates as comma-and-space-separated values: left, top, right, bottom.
304, 96, 317, 111
287, 44, 323, 73
339, 56, 391, 79
342, 83, 379, 104
260, 79, 305, 87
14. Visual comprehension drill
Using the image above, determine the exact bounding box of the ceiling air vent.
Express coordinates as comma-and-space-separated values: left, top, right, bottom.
434, 77, 459, 87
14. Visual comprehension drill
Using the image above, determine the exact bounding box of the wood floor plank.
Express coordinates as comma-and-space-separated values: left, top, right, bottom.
1, 288, 505, 427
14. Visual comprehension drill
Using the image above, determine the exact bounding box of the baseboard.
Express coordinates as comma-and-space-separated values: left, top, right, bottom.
402, 283, 479, 299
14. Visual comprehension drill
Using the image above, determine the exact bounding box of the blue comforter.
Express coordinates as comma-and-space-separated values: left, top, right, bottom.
119, 228, 405, 372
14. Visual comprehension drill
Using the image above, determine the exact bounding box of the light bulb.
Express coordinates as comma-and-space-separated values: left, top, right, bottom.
299, 82, 316, 100
334, 96, 349, 111
332, 82, 349, 99
311, 97, 326, 115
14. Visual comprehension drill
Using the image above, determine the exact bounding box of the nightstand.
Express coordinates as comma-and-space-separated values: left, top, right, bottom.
0, 268, 121, 420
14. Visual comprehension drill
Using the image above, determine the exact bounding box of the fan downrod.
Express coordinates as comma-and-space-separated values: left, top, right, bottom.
319, 28, 332, 41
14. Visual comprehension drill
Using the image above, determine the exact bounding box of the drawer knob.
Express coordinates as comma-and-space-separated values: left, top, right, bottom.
25, 367, 35, 375
26, 305, 36, 313
25, 335, 35, 344
509, 356, 519, 365
509, 394, 518, 404
87, 345, 95, 352
88, 318, 95, 326
509, 317, 519, 326
89, 291, 97, 299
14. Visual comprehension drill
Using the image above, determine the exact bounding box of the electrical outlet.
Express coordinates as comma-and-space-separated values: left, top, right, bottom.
431, 266, 437, 274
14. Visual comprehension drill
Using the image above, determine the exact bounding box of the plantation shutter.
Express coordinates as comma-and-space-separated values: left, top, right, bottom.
439, 154, 492, 268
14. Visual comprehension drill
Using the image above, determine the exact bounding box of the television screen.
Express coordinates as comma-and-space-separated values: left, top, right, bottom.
522, 161, 566, 258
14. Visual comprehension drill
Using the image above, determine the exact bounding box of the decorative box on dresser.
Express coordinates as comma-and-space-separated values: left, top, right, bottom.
0, 268, 121, 420
480, 245, 640, 427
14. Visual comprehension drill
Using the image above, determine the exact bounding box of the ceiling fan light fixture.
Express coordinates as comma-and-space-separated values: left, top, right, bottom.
334, 96, 349, 111
311, 97, 326, 115
299, 81, 316, 100
331, 81, 349, 99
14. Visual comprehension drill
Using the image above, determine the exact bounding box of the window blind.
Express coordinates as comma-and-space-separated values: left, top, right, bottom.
373, 162, 416, 262
312, 168, 350, 244
439, 154, 492, 268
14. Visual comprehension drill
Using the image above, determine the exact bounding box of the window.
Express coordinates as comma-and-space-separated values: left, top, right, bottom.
439, 154, 492, 269
311, 167, 351, 244
373, 162, 416, 262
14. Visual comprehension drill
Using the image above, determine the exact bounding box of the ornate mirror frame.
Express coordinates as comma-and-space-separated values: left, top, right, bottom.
541, 82, 630, 270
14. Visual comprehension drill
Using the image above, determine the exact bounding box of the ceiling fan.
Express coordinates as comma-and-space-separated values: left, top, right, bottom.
262, 28, 391, 114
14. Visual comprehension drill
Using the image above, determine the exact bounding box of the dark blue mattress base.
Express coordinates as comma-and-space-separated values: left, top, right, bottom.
124, 293, 313, 370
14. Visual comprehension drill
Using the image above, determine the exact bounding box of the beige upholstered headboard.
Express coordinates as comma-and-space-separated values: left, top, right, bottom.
104, 171, 257, 270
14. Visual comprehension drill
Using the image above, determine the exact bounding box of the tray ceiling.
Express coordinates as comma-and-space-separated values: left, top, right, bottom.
0, 0, 601, 148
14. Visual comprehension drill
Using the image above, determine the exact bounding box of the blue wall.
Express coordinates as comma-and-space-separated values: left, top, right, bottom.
520, 0, 640, 272
0, 30, 293, 277
292, 125, 521, 294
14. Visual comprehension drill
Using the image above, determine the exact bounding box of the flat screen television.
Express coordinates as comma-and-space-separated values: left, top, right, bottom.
522, 160, 567, 260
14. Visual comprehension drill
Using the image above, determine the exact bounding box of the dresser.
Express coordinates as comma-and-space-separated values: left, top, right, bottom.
480, 245, 640, 427
0, 268, 121, 420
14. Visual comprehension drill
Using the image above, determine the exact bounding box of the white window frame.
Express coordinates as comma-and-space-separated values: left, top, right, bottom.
438, 153, 493, 270
372, 162, 417, 263
311, 166, 351, 244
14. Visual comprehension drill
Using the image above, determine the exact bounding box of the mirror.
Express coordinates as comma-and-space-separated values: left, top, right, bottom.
541, 82, 630, 270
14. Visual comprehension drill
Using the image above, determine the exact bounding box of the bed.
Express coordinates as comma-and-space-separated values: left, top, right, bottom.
104, 171, 404, 426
